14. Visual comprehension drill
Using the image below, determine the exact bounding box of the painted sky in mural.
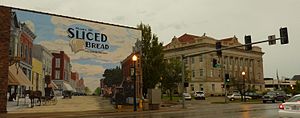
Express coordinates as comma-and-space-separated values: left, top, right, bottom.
14, 9, 141, 91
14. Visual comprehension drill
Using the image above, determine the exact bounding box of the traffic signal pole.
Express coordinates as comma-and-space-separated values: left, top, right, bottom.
184, 37, 284, 57
219, 56, 228, 103
181, 55, 185, 109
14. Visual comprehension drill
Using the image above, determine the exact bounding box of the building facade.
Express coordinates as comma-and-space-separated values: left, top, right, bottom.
0, 7, 11, 113
32, 44, 53, 95
32, 44, 53, 79
121, 39, 143, 99
71, 72, 79, 92
51, 51, 73, 95
77, 78, 85, 94
9, 12, 21, 61
121, 52, 143, 99
32, 58, 44, 94
163, 34, 265, 96
19, 23, 36, 89
264, 77, 296, 91
7, 12, 35, 98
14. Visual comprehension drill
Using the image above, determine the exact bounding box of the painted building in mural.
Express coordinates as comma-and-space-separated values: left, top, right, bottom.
32, 44, 54, 94
9, 12, 21, 60
32, 44, 53, 78
51, 51, 73, 94
19, 23, 36, 85
71, 72, 79, 92
7, 11, 34, 97
32, 58, 44, 94
77, 78, 85, 94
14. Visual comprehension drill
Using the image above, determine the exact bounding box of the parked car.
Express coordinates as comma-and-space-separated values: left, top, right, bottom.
227, 93, 252, 101
194, 91, 205, 100
244, 92, 262, 99
286, 93, 293, 98
278, 94, 300, 117
183, 93, 192, 100
262, 91, 287, 103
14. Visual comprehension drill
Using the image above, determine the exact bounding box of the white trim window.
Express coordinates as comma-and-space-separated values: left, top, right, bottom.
55, 58, 60, 68
55, 70, 60, 80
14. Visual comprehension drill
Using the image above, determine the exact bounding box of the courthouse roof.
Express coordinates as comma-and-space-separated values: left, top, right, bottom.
177, 33, 200, 43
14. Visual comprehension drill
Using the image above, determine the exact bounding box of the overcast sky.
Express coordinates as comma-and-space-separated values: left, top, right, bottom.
1, 0, 299, 81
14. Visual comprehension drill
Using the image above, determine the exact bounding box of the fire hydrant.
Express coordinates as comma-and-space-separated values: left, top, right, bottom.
139, 99, 143, 108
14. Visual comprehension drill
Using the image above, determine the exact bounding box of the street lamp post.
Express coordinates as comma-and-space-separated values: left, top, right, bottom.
132, 55, 137, 111
242, 71, 246, 102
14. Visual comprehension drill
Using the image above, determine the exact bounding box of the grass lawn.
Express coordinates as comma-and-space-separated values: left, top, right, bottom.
162, 96, 182, 102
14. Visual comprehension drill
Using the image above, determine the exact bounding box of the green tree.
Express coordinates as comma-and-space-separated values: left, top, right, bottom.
161, 59, 182, 100
294, 81, 300, 94
137, 23, 164, 98
103, 66, 123, 87
94, 87, 101, 96
84, 87, 91, 95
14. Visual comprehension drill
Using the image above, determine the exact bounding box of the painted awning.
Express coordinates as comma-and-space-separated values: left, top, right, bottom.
8, 72, 19, 85
63, 82, 75, 92
8, 64, 33, 87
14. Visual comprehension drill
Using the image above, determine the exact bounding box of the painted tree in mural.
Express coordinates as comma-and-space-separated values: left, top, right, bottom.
137, 23, 164, 98
94, 87, 101, 96
102, 66, 123, 87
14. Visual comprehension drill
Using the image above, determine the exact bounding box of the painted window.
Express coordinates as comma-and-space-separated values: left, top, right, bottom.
55, 58, 60, 68
55, 70, 60, 79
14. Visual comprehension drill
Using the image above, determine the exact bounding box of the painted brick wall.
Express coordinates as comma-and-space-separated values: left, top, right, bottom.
0, 6, 11, 113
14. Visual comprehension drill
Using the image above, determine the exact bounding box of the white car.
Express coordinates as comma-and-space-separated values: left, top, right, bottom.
194, 91, 205, 100
227, 93, 252, 101
278, 94, 300, 117
183, 93, 192, 100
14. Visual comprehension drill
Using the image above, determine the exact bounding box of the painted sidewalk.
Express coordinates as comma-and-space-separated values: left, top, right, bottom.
8, 96, 115, 113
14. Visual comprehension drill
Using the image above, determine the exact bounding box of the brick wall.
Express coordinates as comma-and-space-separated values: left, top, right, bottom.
0, 6, 11, 113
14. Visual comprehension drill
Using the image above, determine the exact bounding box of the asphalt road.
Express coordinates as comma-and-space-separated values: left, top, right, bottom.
77, 103, 279, 118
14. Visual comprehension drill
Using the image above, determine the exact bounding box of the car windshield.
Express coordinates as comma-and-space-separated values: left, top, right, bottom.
287, 96, 300, 102
183, 93, 190, 96
196, 92, 204, 94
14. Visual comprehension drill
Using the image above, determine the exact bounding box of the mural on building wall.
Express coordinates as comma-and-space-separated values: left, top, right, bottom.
12, 9, 141, 90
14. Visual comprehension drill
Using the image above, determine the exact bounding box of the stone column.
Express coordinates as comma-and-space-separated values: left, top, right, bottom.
0, 6, 11, 113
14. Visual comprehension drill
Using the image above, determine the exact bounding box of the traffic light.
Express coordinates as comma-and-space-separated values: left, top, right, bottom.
225, 73, 230, 83
212, 58, 217, 68
244, 35, 252, 51
268, 35, 276, 45
216, 41, 222, 57
280, 27, 288, 44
